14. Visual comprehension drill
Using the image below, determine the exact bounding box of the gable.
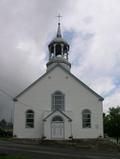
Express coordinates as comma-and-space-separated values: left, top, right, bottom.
59, 66, 104, 101
14, 64, 104, 101
43, 110, 72, 121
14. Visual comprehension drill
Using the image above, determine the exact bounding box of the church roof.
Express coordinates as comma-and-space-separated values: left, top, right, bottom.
48, 22, 69, 46
14, 64, 104, 101
49, 37, 68, 45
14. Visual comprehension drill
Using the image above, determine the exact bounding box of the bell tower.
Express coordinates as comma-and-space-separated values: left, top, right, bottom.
46, 15, 71, 71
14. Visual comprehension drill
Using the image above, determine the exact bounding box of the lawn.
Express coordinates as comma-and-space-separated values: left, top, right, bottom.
0, 155, 29, 159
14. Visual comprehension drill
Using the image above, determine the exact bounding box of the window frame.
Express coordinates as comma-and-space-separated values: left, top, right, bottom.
82, 109, 91, 128
52, 91, 65, 111
25, 110, 34, 128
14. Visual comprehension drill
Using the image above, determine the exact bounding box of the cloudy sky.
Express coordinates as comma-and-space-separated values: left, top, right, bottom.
0, 0, 120, 121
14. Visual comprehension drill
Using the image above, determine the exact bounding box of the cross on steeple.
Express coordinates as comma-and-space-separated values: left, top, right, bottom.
56, 13, 62, 23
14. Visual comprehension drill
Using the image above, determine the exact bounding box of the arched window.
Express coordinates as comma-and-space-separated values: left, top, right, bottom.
82, 109, 91, 128
52, 116, 63, 122
26, 110, 34, 128
52, 91, 64, 111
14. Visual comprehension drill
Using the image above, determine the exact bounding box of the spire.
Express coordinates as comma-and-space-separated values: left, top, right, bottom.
56, 14, 62, 37
57, 22, 62, 37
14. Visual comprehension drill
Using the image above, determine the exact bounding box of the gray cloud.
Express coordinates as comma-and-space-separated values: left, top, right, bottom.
0, 0, 120, 121
0, 0, 67, 121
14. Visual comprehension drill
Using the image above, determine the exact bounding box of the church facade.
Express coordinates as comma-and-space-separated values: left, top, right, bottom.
13, 22, 104, 140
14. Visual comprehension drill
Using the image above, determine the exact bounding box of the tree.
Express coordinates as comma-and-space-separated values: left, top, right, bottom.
104, 106, 120, 144
0, 119, 7, 129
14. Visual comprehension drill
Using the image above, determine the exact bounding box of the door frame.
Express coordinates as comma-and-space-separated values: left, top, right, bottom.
51, 116, 65, 139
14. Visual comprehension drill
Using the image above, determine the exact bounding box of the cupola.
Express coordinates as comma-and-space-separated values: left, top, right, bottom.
46, 21, 71, 71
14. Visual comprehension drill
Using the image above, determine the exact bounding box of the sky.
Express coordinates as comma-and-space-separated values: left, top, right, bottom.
0, 0, 120, 121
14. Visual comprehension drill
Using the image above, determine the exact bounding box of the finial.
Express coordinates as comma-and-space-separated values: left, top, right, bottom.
56, 13, 62, 23
56, 13, 62, 37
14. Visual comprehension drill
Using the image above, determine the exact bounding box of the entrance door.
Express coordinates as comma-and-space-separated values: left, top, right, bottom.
51, 116, 64, 139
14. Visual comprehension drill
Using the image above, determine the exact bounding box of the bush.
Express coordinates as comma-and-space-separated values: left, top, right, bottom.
0, 128, 12, 137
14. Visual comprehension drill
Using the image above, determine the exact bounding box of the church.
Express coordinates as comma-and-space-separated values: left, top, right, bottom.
13, 21, 104, 140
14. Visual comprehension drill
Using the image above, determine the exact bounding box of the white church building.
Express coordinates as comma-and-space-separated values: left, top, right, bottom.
13, 22, 104, 140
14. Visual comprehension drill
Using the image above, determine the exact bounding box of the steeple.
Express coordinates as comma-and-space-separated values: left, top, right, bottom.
46, 17, 71, 71
57, 23, 62, 38
56, 13, 62, 38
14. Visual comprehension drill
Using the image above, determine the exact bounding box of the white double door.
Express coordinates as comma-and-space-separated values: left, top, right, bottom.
51, 121, 64, 139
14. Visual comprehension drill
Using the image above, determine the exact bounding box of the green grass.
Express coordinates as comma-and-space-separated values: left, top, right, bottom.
0, 154, 29, 159
0, 137, 12, 140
